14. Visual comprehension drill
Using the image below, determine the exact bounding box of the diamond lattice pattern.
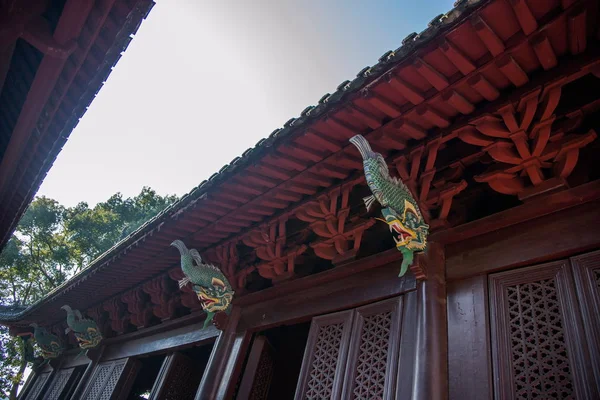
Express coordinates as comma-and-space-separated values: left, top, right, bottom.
507, 279, 575, 399
25, 372, 49, 400
99, 363, 125, 400
85, 364, 112, 400
306, 322, 344, 399
46, 369, 73, 400
352, 311, 392, 400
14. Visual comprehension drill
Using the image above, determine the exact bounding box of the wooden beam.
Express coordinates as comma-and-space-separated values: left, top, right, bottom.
432, 179, 600, 245
446, 199, 600, 280
238, 260, 415, 331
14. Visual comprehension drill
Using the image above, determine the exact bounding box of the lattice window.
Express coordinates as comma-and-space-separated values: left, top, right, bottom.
352, 311, 392, 399
594, 268, 600, 289
84, 363, 113, 399
24, 371, 50, 400
340, 297, 402, 400
163, 355, 197, 400
249, 343, 274, 400
46, 368, 74, 400
98, 362, 125, 400
305, 322, 345, 399
506, 279, 574, 399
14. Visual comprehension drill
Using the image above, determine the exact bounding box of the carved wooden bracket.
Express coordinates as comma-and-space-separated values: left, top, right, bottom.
167, 268, 203, 312
50, 322, 74, 347
103, 297, 129, 334
206, 241, 255, 292
86, 305, 111, 338
296, 181, 375, 264
121, 288, 153, 329
411, 253, 428, 281
460, 87, 597, 199
243, 217, 307, 283
142, 275, 178, 321
393, 138, 467, 229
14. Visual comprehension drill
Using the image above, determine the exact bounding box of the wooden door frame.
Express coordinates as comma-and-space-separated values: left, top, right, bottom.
196, 259, 418, 399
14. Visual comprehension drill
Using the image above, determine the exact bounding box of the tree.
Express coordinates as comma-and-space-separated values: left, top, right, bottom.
0, 187, 177, 399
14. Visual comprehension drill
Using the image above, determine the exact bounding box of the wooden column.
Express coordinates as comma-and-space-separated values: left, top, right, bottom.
411, 242, 448, 400
195, 308, 252, 400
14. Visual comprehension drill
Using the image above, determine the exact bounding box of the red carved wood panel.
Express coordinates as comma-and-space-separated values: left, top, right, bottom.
81, 358, 140, 400
294, 310, 354, 400
341, 297, 403, 400
45, 367, 75, 400
23, 371, 51, 400
570, 250, 600, 396
489, 260, 597, 399
237, 335, 275, 400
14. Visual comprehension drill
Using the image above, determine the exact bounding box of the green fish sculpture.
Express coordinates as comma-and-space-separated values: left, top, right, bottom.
61, 305, 102, 352
350, 134, 429, 276
171, 240, 234, 328
29, 323, 63, 361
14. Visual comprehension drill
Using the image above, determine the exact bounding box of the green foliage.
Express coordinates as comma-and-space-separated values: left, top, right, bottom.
0, 187, 177, 398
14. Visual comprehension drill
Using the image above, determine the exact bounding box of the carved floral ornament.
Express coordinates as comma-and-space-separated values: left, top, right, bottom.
457, 86, 597, 199
296, 181, 375, 264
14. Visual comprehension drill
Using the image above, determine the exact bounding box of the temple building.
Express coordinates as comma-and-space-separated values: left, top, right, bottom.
1, 0, 600, 399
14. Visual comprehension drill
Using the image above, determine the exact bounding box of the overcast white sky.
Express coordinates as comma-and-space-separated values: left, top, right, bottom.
37, 0, 454, 207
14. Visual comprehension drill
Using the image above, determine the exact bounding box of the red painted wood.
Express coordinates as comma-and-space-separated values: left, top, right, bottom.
0, 0, 95, 210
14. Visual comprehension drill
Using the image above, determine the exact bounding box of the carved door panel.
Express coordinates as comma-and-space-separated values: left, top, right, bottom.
294, 310, 354, 400
44, 367, 75, 400
22, 370, 51, 400
341, 297, 403, 400
81, 358, 141, 400
236, 336, 275, 400
150, 352, 199, 400
571, 250, 600, 394
489, 260, 597, 400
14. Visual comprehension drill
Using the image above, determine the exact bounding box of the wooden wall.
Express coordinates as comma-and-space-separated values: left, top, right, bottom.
446, 200, 600, 399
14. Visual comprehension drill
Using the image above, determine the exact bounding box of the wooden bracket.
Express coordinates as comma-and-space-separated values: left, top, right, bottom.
167, 269, 203, 312
243, 217, 307, 283
142, 275, 178, 321
411, 253, 429, 281
296, 180, 375, 264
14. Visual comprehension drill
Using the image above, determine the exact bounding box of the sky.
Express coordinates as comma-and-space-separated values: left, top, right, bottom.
37, 0, 455, 207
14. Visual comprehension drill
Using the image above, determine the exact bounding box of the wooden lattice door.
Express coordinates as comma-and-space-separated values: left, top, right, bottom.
294, 296, 409, 400
150, 352, 200, 400
81, 358, 140, 400
489, 259, 598, 399
237, 336, 276, 400
341, 297, 403, 400
294, 310, 354, 400
22, 370, 51, 400
571, 250, 600, 395
44, 367, 75, 400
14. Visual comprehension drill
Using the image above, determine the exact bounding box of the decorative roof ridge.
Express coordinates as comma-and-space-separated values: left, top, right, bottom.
0, 0, 491, 323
